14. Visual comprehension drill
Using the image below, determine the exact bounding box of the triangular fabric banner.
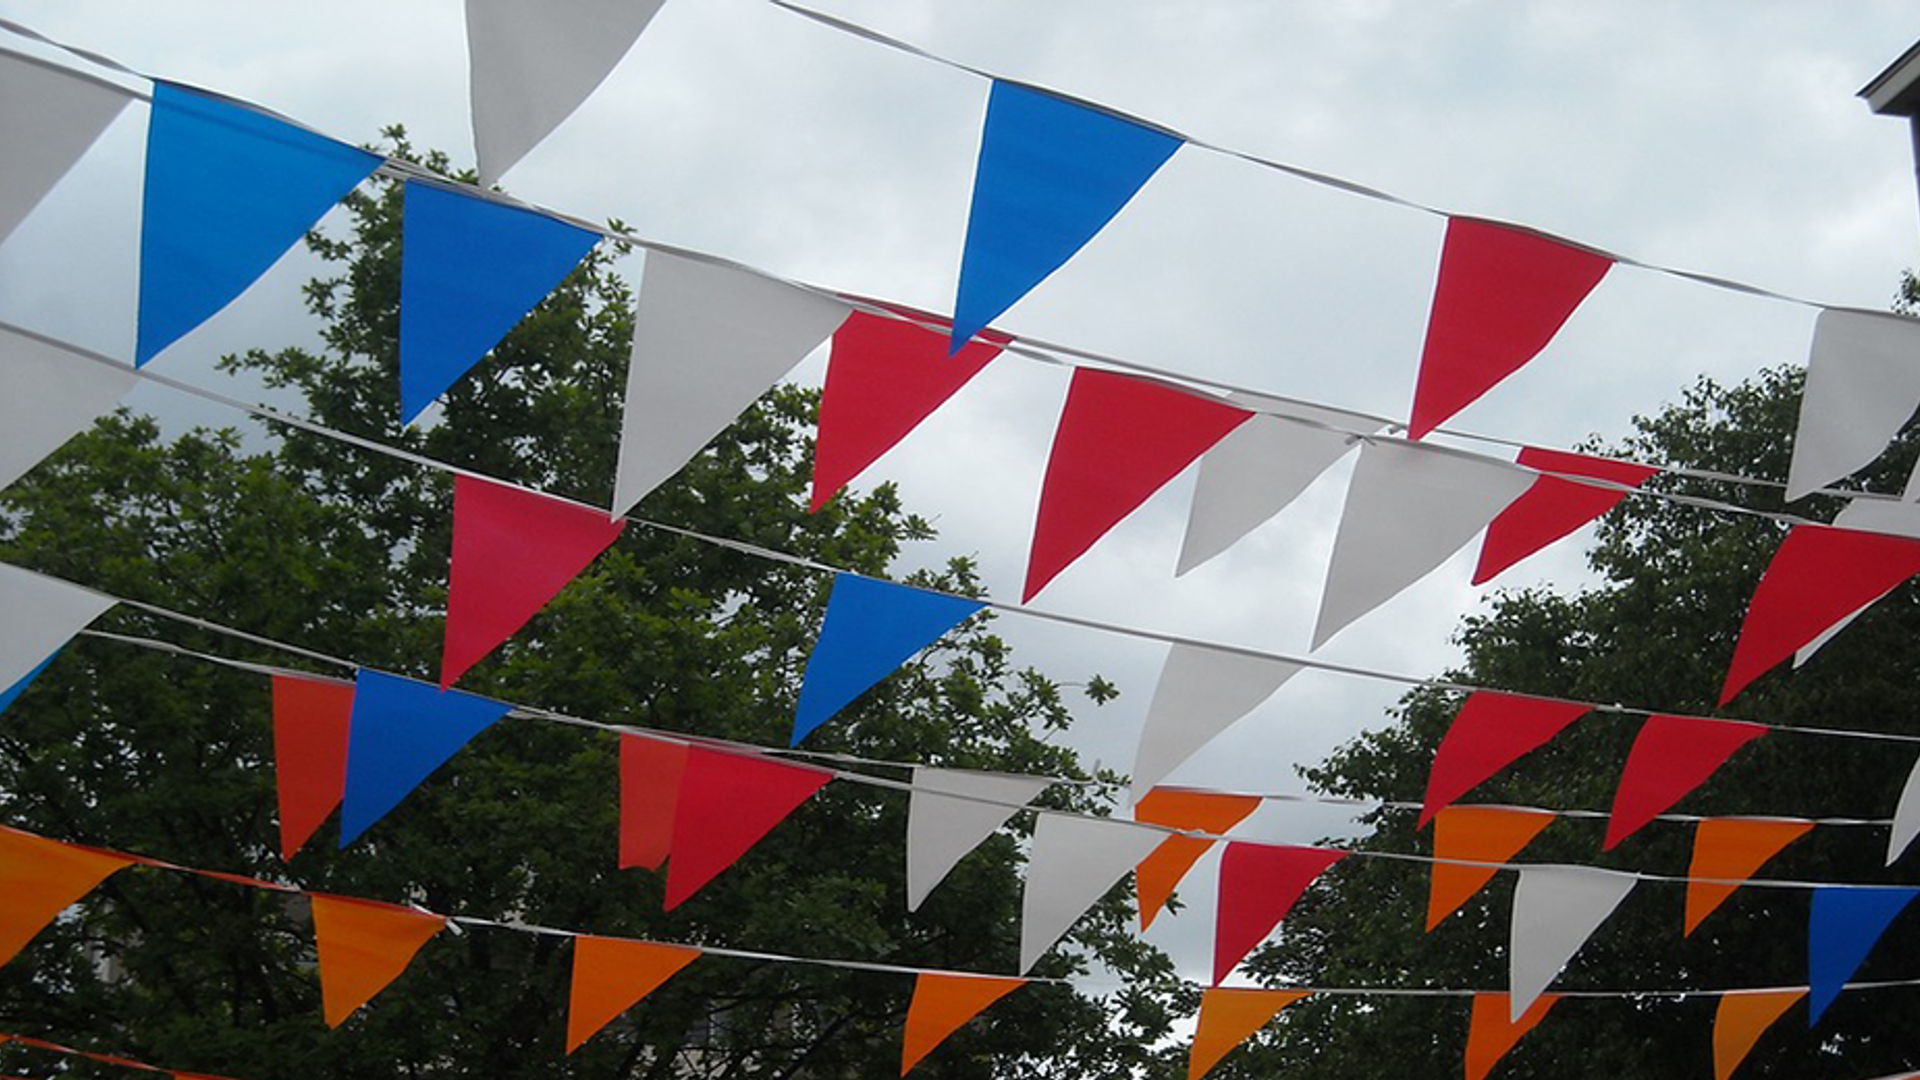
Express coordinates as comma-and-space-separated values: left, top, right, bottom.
1019, 813, 1164, 973
309, 894, 446, 1028
1464, 993, 1559, 1080
811, 309, 1005, 512
397, 180, 600, 424
1313, 440, 1532, 648
1807, 885, 1919, 1024
1684, 817, 1814, 935
1186, 988, 1308, 1080
0, 655, 55, 716
951, 80, 1182, 351
665, 748, 832, 910
0, 325, 138, 490
0, 53, 129, 245
906, 767, 1051, 912
1473, 447, 1659, 585
0, 826, 135, 968
1713, 989, 1803, 1080
1887, 750, 1920, 867
900, 971, 1025, 1076
1131, 643, 1304, 801
1026, 369, 1251, 601
1793, 500, 1920, 669
793, 574, 985, 746
0, 561, 115, 694
1509, 864, 1635, 1019
338, 670, 511, 845
1604, 715, 1766, 850
442, 474, 625, 688
137, 82, 381, 367
1427, 806, 1555, 931
1212, 843, 1346, 985
1785, 308, 1920, 502
270, 674, 355, 860
1407, 217, 1613, 440
619, 734, 688, 871
465, 0, 665, 186
613, 251, 851, 514
1133, 787, 1261, 931
565, 935, 698, 1053
1421, 692, 1591, 827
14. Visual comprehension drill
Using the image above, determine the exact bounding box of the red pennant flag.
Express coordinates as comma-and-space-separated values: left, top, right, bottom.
1133, 787, 1262, 931
1605, 715, 1766, 850
1464, 992, 1559, 1080
1474, 447, 1658, 585
1187, 988, 1308, 1080
1025, 369, 1252, 601
1713, 989, 1803, 1080
270, 674, 355, 860
664, 748, 832, 910
442, 474, 626, 688
1212, 843, 1346, 985
619, 735, 688, 871
1427, 806, 1554, 930
566, 936, 699, 1053
1409, 218, 1612, 440
0, 827, 135, 968
1422, 692, 1590, 827
309, 894, 446, 1028
900, 971, 1025, 1076
1685, 817, 1813, 935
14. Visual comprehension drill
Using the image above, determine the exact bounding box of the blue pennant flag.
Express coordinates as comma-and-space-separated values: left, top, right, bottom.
1808, 885, 1919, 1023
137, 82, 381, 366
398, 181, 599, 424
792, 574, 984, 746
0, 653, 57, 716
339, 669, 511, 845
950, 81, 1182, 353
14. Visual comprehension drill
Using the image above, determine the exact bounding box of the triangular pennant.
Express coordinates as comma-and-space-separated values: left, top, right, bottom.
612, 251, 851, 514
1212, 843, 1345, 985
1509, 865, 1635, 1019
309, 894, 446, 1028
1792, 500, 1920, 669
1807, 886, 1919, 1024
0, 562, 115, 693
270, 674, 355, 860
465, 0, 666, 186
1407, 218, 1612, 440
793, 574, 985, 745
1464, 993, 1559, 1080
1786, 308, 1920, 501
1312, 440, 1532, 648
619, 734, 688, 872
0, 826, 135, 968
1713, 989, 1804, 1080
0, 320, 137, 492
0, 654, 55, 716
0, 53, 129, 245
443, 474, 625, 688
900, 972, 1025, 1076
1421, 692, 1591, 827
1473, 447, 1659, 585
397, 180, 600, 423
1186, 988, 1308, 1080
1133, 787, 1261, 931
1026, 369, 1251, 602
1888, 751, 1920, 867
1604, 715, 1766, 851
137, 83, 381, 366
1684, 817, 1814, 935
665, 748, 832, 910
565, 936, 699, 1053
338, 670, 511, 845
1427, 806, 1555, 930
1131, 643, 1303, 801
906, 767, 1051, 912
1019, 813, 1164, 973
951, 80, 1182, 350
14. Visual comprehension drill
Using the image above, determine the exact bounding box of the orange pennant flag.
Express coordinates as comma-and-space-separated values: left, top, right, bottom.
1686, 818, 1813, 935
1464, 992, 1558, 1080
1187, 987, 1308, 1080
900, 971, 1025, 1076
1133, 788, 1261, 931
566, 936, 700, 1053
1427, 806, 1554, 931
1713, 989, 1803, 1080
0, 826, 135, 968
310, 893, 446, 1028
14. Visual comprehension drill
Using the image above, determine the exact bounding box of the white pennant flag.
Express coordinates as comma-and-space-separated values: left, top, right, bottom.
1888, 751, 1920, 866
1509, 864, 1635, 1019
1785, 309, 1920, 503
465, 0, 667, 186
0, 326, 137, 490
1130, 643, 1303, 802
906, 767, 1052, 911
0, 562, 115, 692
0, 53, 131, 245
1793, 500, 1920, 668
1313, 440, 1531, 649
1020, 813, 1164, 974
612, 253, 850, 516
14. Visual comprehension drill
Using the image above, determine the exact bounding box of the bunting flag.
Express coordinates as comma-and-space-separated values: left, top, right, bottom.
0, 325, 139, 491
0, 561, 116, 694
1186, 988, 1308, 1080
0, 52, 130, 245
1713, 989, 1803, 1080
1604, 715, 1766, 850
1785, 308, 1920, 501
1508, 865, 1635, 1019
397, 180, 600, 424
664, 748, 832, 910
1133, 787, 1261, 931
464, 0, 666, 186
442, 474, 625, 688
1407, 217, 1612, 440
0, 827, 135, 968
0, 656, 55, 716
1420, 692, 1590, 827
900, 972, 1025, 1076
951, 80, 1182, 351
905, 767, 1051, 912
1026, 369, 1251, 602
612, 252, 851, 515
1312, 440, 1532, 649
1889, 752, 1920, 867
619, 734, 688, 871
1464, 993, 1559, 1080
565, 936, 699, 1053
1807, 886, 1919, 1024
1130, 643, 1303, 801
793, 574, 985, 746
308, 894, 447, 1028
1427, 806, 1554, 931
1684, 817, 1814, 935
270, 674, 355, 860
1792, 500, 1920, 669
1473, 447, 1659, 585
1019, 813, 1164, 973
1213, 844, 1345, 985
338, 670, 512, 845
137, 82, 381, 366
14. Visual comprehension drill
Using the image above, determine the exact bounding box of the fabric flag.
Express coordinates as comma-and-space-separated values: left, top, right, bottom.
442, 474, 625, 688
1427, 806, 1555, 931
1807, 886, 1919, 1024
1785, 308, 1920, 501
900, 972, 1025, 1076
1474, 447, 1659, 585
465, 0, 666, 186
137, 82, 381, 366
1792, 500, 1920, 669
793, 574, 984, 746
0, 655, 55, 717
1421, 692, 1591, 827
1408, 218, 1612, 440
1131, 643, 1303, 801
0, 52, 129, 245
566, 936, 698, 1053
309, 894, 446, 1028
1027, 369, 1251, 601
1020, 813, 1164, 973
1684, 817, 1813, 935
1212, 844, 1345, 985
338, 670, 511, 845
665, 748, 831, 910
0, 826, 135, 968
0, 561, 115, 694
397, 180, 599, 424
811, 309, 1005, 512
1133, 787, 1261, 931
0, 319, 137, 492
1605, 715, 1766, 850
1889, 751, 1920, 867
1187, 988, 1308, 1080
1509, 865, 1635, 1019
1713, 989, 1803, 1080
613, 251, 851, 514
619, 734, 688, 871
1465, 993, 1559, 1080
270, 674, 355, 860
906, 767, 1051, 912
951, 80, 1182, 351
1313, 440, 1532, 649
